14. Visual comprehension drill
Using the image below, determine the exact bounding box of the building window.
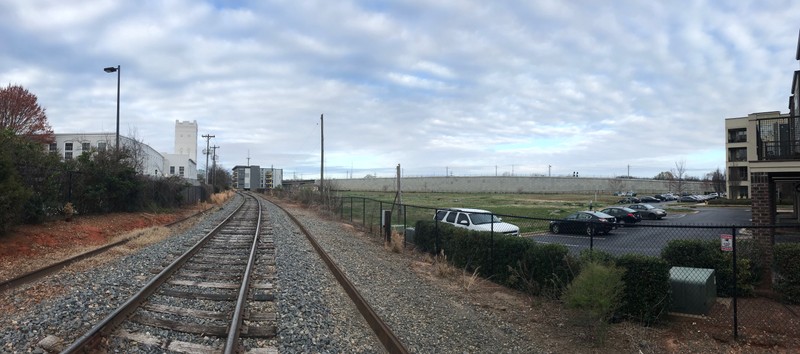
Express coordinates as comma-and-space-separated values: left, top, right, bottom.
98, 142, 107, 152
48, 143, 57, 152
82, 142, 91, 151
170, 166, 175, 175
728, 147, 747, 162
179, 166, 185, 177
65, 152, 73, 160
727, 128, 747, 143
729, 166, 748, 181
64, 142, 73, 151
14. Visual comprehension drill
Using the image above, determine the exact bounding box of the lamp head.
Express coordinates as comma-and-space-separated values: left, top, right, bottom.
103, 66, 118, 73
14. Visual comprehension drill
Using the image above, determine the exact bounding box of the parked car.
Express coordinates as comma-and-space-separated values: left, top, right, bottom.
678, 195, 700, 203
627, 203, 667, 219
599, 207, 642, 224
434, 208, 520, 236
638, 196, 660, 203
549, 211, 615, 235
617, 197, 640, 204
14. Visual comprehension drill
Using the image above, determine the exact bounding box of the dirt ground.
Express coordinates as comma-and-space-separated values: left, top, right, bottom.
1, 202, 799, 353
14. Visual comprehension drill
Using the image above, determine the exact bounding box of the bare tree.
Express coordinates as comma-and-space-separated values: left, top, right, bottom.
705, 168, 726, 194
0, 84, 54, 143
669, 160, 687, 195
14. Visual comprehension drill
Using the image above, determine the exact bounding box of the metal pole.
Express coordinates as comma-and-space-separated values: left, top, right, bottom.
319, 114, 325, 194
115, 66, 120, 151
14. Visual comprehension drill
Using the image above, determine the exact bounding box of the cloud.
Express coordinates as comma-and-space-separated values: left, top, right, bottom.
1, 0, 799, 179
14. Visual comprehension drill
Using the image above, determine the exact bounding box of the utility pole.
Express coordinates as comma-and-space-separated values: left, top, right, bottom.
320, 114, 324, 193
202, 134, 215, 184
211, 145, 219, 188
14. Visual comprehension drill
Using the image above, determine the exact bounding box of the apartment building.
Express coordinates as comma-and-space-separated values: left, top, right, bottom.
231, 165, 283, 191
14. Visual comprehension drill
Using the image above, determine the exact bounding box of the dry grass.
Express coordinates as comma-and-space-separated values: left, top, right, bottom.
432, 250, 458, 278
385, 231, 405, 253
460, 267, 481, 292
210, 190, 235, 204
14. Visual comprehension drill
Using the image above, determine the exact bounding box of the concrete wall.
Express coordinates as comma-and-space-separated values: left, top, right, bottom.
328, 176, 711, 195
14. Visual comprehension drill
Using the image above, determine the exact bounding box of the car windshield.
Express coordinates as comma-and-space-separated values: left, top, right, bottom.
640, 204, 655, 209
469, 213, 501, 225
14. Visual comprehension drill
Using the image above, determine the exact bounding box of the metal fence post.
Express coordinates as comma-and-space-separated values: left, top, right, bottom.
350, 197, 353, 222
490, 212, 494, 276
732, 226, 739, 340
403, 204, 407, 246
362, 198, 366, 226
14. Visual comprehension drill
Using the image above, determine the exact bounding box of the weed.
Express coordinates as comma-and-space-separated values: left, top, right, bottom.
461, 267, 481, 292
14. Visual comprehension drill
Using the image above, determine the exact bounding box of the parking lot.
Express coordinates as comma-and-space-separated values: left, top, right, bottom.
527, 205, 753, 257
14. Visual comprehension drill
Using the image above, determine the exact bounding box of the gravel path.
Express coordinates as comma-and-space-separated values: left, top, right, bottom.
273, 201, 544, 354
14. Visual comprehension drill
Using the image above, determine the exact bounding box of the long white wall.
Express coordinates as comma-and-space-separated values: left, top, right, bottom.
329, 176, 711, 194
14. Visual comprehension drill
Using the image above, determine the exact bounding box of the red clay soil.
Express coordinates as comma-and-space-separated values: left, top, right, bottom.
0, 209, 197, 278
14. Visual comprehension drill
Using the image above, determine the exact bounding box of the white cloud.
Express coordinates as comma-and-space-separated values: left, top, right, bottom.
0, 0, 798, 179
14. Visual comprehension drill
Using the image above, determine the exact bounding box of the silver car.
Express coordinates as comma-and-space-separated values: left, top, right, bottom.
627, 203, 667, 220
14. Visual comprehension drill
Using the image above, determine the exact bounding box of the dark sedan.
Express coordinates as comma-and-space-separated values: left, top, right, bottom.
549, 211, 616, 236
617, 197, 640, 204
600, 207, 642, 225
638, 196, 660, 203
627, 203, 667, 219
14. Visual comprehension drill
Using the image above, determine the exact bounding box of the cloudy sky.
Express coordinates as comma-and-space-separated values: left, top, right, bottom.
2, 1, 800, 180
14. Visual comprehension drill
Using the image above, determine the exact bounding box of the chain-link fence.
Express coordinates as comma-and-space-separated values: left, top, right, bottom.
327, 195, 800, 343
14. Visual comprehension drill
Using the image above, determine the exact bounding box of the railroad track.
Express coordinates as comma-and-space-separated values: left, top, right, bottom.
61, 193, 276, 353
5, 192, 407, 353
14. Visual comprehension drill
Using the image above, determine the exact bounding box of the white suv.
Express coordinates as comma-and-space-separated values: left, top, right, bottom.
434, 208, 521, 236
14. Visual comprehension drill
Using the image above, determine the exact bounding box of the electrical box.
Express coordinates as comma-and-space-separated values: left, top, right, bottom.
669, 267, 716, 315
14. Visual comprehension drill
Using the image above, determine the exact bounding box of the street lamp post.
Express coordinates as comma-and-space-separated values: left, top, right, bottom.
103, 65, 120, 151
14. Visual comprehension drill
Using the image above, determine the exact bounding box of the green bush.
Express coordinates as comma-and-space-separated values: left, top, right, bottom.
616, 254, 671, 325
775, 243, 800, 304
563, 261, 625, 343
0, 154, 30, 234
661, 239, 757, 297
413, 219, 573, 296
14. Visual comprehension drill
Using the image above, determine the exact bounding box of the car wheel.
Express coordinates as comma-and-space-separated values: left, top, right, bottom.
551, 224, 560, 234
586, 225, 594, 236
648, 213, 657, 220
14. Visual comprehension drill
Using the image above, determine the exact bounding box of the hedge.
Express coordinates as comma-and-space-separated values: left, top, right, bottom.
775, 243, 800, 304
413, 220, 574, 296
615, 254, 672, 325
660, 239, 757, 297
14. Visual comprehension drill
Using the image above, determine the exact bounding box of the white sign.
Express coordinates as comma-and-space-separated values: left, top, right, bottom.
720, 234, 733, 252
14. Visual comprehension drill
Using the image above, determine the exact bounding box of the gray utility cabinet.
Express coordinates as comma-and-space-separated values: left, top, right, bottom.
669, 267, 716, 315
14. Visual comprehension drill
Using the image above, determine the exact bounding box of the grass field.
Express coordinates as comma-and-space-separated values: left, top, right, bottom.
336, 191, 633, 219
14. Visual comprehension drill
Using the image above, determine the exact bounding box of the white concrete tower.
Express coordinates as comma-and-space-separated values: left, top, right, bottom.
174, 120, 198, 162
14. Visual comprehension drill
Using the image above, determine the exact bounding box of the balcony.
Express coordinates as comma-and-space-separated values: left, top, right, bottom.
756, 115, 800, 161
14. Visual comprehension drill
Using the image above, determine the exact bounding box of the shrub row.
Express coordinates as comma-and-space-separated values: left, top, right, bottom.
775, 243, 800, 304
413, 221, 672, 325
414, 220, 573, 296
660, 239, 760, 297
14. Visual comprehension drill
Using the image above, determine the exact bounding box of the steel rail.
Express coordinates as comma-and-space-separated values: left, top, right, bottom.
224, 193, 263, 353
265, 197, 409, 354
60, 195, 248, 354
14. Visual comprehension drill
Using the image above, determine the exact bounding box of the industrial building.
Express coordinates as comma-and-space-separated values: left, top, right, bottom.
49, 120, 199, 182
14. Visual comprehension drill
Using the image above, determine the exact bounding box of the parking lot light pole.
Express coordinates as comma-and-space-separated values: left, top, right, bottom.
103, 65, 120, 151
